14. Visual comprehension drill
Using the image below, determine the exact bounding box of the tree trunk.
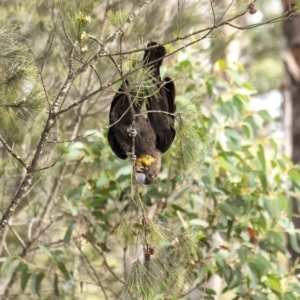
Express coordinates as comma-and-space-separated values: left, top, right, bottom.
282, 0, 300, 273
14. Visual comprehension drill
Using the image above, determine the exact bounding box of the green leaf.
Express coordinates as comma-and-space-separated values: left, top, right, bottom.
219, 203, 236, 219
257, 144, 266, 172
31, 272, 44, 296
282, 292, 297, 300
96, 177, 110, 188
232, 95, 246, 114
171, 204, 188, 213
224, 127, 242, 141
173, 187, 189, 201
52, 250, 64, 261
243, 115, 259, 132
258, 110, 274, 123
289, 233, 300, 254
115, 165, 131, 178
258, 171, 267, 192
21, 266, 31, 292
237, 247, 247, 263
242, 82, 255, 91
64, 221, 77, 245
250, 254, 270, 276
216, 59, 226, 69
242, 123, 253, 140
206, 81, 213, 97
31, 273, 37, 294
54, 273, 59, 297
56, 261, 70, 280
267, 275, 281, 294
185, 84, 195, 93
256, 214, 267, 230
288, 168, 300, 183
175, 59, 191, 72
208, 164, 216, 186
269, 138, 278, 155
38, 244, 52, 257
35, 272, 44, 296
1, 256, 15, 276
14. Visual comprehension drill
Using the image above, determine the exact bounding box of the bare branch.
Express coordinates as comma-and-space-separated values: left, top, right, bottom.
32, 102, 87, 239
210, 0, 216, 26
179, 276, 208, 298
216, 0, 234, 24
40, 24, 57, 73
87, 34, 121, 74
0, 53, 84, 233
91, 243, 125, 284
0, 135, 28, 169
77, 243, 109, 300
28, 45, 52, 109
7, 224, 26, 249
0, 225, 9, 256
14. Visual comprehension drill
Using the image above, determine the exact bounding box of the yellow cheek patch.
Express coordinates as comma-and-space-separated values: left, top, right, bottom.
135, 155, 156, 168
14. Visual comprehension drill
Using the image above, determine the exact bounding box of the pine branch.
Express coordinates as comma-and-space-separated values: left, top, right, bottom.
68, 5, 297, 61
105, 0, 156, 43
55, 6, 298, 116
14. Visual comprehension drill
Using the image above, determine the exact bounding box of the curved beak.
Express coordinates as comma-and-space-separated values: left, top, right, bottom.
135, 172, 146, 184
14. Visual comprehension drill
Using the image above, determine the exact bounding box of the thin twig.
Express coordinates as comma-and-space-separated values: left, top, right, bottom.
210, 0, 216, 26
91, 243, 125, 284
77, 244, 101, 284
0, 135, 28, 169
87, 34, 121, 73
40, 18, 58, 73
179, 276, 208, 298
52, 4, 272, 116
28, 45, 52, 109
177, 0, 182, 37
7, 224, 26, 249
73, 7, 296, 61
216, 0, 234, 24
123, 246, 127, 280
1, 214, 64, 299
47, 109, 176, 145
23, 177, 42, 197
32, 102, 87, 238
89, 63, 103, 88
0, 225, 9, 256
36, 147, 69, 171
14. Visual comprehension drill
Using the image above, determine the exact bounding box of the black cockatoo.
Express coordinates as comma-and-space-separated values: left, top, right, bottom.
108, 42, 176, 184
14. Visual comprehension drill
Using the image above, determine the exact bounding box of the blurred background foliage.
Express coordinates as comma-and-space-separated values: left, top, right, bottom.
1, 0, 300, 299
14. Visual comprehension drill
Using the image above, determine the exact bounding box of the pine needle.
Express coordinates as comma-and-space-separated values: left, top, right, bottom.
0, 25, 47, 131
115, 219, 136, 247
107, 10, 128, 29
170, 101, 213, 174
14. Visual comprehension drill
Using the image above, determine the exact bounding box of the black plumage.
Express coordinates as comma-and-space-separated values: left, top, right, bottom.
143, 42, 176, 154
108, 42, 176, 184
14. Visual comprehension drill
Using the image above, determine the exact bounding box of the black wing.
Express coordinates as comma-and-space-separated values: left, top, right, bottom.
107, 130, 127, 159
107, 89, 128, 159
147, 77, 176, 154
143, 42, 176, 153
107, 83, 142, 159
